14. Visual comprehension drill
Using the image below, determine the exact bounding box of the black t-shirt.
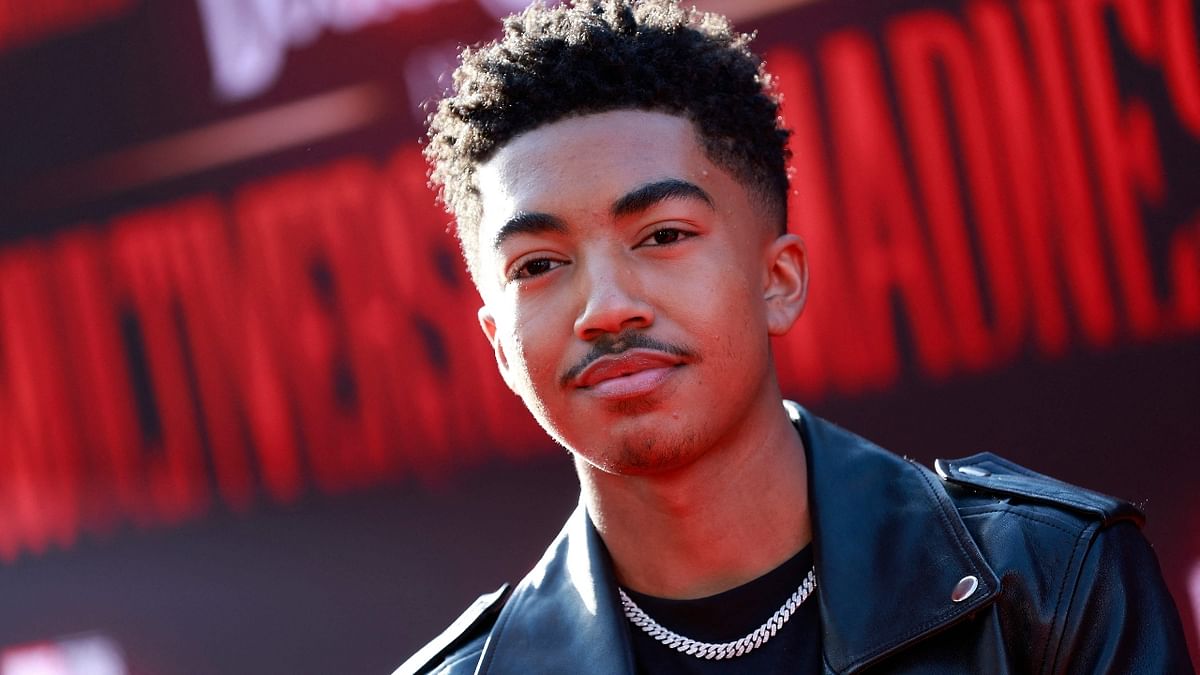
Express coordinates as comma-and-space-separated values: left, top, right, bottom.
623, 545, 821, 674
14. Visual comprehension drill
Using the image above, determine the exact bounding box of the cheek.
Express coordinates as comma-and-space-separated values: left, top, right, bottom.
506, 307, 565, 384
514, 341, 552, 384
695, 264, 770, 357
694, 258, 762, 321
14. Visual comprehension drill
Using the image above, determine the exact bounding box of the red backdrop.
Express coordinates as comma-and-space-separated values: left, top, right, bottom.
0, 0, 1197, 672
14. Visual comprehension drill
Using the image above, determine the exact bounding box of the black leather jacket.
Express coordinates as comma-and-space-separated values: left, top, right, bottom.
397, 403, 1194, 674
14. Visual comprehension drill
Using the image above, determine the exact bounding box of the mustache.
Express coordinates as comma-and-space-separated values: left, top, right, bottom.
561, 332, 698, 386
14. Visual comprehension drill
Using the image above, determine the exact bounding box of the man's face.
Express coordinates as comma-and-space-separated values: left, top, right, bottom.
473, 110, 805, 476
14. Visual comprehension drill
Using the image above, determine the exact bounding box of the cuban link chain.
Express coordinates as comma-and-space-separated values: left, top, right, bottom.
618, 567, 817, 660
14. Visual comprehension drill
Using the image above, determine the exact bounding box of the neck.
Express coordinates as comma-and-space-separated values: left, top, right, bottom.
576, 397, 810, 600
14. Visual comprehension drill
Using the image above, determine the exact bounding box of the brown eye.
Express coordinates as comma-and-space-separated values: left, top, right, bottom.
512, 257, 564, 280
642, 228, 693, 247
652, 229, 682, 245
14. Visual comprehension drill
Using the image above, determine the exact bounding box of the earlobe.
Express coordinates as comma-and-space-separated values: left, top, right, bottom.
762, 234, 809, 336
477, 306, 518, 393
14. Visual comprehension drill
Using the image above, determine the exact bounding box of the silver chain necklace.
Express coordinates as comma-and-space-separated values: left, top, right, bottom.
619, 567, 817, 661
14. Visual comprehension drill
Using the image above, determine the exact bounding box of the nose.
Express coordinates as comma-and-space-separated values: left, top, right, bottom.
572, 258, 654, 340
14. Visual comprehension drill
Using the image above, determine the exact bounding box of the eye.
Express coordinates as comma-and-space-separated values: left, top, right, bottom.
639, 228, 694, 247
509, 257, 566, 281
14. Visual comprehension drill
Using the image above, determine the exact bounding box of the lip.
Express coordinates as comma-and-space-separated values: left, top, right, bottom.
572, 349, 683, 400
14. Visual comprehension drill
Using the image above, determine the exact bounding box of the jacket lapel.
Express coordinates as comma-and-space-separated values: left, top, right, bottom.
477, 402, 999, 674
789, 401, 1000, 673
476, 503, 636, 675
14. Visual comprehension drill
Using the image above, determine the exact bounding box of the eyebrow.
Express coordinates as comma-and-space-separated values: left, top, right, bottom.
492, 211, 568, 251
611, 179, 714, 218
491, 178, 714, 251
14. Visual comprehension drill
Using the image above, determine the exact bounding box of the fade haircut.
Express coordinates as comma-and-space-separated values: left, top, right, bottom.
425, 0, 792, 274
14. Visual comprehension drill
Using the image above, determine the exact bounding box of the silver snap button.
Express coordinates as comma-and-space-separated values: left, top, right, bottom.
951, 575, 980, 602
957, 466, 990, 477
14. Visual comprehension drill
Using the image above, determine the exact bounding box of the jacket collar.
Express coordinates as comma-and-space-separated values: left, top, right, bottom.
476, 503, 635, 674
477, 402, 999, 674
788, 401, 1000, 672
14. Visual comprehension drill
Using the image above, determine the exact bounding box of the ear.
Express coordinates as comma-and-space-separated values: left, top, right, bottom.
478, 305, 518, 393
762, 233, 809, 336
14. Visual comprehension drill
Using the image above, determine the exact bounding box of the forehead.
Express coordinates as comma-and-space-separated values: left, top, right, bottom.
474, 110, 714, 239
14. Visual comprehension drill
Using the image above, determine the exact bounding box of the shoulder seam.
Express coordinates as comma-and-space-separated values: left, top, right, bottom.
1042, 521, 1100, 675
960, 506, 1083, 539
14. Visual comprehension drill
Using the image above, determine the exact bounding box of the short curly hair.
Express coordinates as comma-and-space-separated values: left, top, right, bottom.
425, 0, 791, 271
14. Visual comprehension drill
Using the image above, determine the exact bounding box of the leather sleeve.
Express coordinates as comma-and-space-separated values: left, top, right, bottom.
1053, 520, 1195, 674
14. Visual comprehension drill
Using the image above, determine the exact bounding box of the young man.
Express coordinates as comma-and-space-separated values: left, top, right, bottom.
397, 1, 1193, 673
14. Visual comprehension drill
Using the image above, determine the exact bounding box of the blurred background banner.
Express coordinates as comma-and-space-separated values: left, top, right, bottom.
0, 0, 1197, 672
